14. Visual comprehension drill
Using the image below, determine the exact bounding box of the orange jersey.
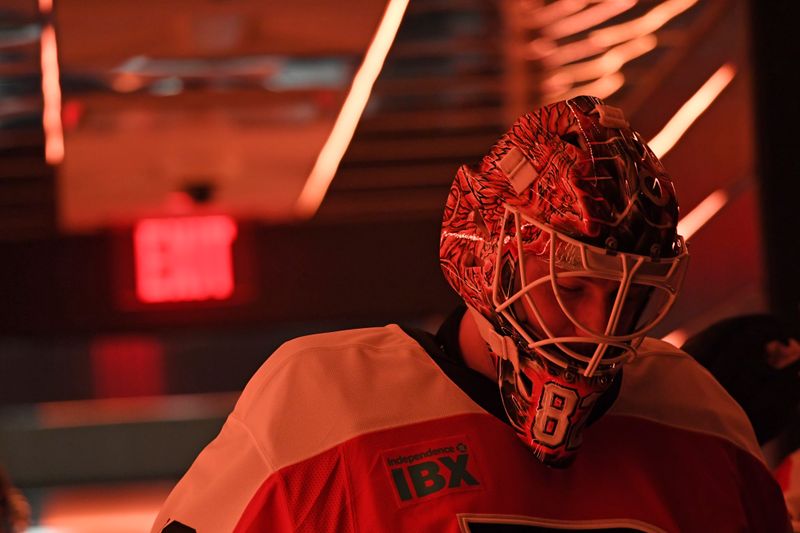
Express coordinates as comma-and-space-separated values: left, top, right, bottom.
153, 325, 790, 532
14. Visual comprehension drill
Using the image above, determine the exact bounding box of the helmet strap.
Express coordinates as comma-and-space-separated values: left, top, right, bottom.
466, 305, 521, 374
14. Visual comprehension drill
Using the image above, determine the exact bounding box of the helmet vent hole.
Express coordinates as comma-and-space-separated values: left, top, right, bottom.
560, 132, 585, 151
472, 208, 490, 238
461, 251, 479, 268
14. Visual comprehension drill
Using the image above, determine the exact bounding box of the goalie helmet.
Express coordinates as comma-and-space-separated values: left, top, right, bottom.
439, 95, 688, 466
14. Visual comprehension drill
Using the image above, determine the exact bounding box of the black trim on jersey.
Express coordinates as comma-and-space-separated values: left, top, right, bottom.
402, 305, 622, 428
465, 524, 644, 532
161, 520, 196, 532
401, 306, 509, 424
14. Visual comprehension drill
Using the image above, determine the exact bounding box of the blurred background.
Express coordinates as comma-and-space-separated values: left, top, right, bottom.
0, 0, 797, 530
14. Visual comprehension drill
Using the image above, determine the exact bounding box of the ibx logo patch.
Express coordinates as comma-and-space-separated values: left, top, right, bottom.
382, 435, 482, 505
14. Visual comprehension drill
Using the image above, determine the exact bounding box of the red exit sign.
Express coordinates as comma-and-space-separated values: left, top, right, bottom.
134, 216, 237, 303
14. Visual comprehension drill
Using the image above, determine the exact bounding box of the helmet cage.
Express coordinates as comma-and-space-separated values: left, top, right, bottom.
491, 206, 688, 377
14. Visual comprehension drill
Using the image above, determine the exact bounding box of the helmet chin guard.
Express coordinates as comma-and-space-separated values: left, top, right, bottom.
468, 303, 621, 468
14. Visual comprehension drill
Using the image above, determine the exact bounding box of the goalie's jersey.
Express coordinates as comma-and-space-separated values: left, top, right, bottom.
152, 323, 790, 533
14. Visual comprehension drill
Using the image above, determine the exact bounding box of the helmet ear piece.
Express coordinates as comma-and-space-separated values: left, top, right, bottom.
558, 131, 587, 152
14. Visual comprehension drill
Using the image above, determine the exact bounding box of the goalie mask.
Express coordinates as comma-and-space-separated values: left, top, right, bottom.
440, 96, 688, 467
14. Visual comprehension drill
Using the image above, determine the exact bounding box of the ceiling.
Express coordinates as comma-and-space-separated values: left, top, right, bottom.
54, 0, 389, 229
0, 0, 772, 343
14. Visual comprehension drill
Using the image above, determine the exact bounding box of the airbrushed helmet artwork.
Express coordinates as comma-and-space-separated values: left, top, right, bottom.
440, 95, 689, 467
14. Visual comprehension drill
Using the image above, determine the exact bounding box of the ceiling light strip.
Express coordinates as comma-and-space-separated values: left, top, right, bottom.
39, 0, 63, 165
590, 0, 698, 47
677, 189, 729, 241
661, 328, 687, 347
295, 0, 410, 218
555, 72, 626, 101
543, 0, 637, 40
544, 34, 656, 94
537, 0, 698, 66
649, 62, 736, 158
523, 0, 593, 30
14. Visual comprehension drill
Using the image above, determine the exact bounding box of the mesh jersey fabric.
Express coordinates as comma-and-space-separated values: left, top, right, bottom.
152, 316, 790, 533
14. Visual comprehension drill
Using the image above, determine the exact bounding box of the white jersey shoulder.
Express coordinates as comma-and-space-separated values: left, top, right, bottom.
152, 325, 488, 533
232, 324, 487, 471
609, 337, 763, 461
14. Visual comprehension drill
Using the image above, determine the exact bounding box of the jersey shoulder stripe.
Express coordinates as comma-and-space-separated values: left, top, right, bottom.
232, 324, 489, 472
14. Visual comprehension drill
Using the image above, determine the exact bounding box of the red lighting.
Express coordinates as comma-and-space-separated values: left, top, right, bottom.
90, 336, 165, 398
134, 216, 237, 303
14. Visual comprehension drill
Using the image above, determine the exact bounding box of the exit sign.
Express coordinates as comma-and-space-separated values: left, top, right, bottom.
134, 216, 237, 303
